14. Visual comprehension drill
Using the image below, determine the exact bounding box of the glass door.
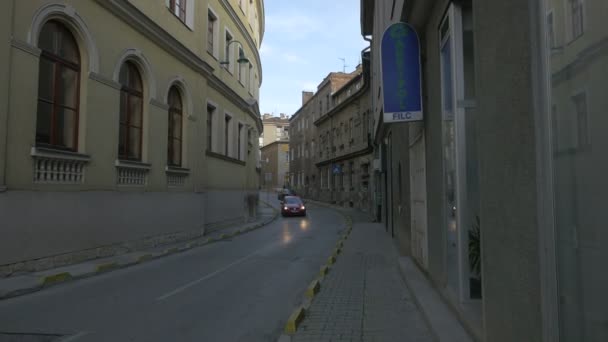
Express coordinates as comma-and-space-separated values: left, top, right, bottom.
440, 1, 479, 302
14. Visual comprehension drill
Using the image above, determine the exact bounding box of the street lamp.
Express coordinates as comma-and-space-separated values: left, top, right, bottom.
220, 40, 250, 67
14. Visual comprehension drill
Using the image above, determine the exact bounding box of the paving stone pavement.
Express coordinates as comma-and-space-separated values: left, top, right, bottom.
291, 214, 436, 342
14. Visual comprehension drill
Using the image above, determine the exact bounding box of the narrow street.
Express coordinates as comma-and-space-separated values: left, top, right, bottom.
0, 198, 346, 342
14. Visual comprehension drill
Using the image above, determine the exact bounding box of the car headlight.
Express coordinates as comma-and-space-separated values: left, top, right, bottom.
301, 206, 305, 210
284, 207, 288, 210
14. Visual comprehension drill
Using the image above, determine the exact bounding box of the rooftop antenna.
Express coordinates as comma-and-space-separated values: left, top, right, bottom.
338, 58, 349, 73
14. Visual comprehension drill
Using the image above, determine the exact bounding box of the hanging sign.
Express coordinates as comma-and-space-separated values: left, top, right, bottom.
381, 22, 423, 123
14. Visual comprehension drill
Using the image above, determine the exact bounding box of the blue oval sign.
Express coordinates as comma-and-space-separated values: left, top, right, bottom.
381, 22, 423, 123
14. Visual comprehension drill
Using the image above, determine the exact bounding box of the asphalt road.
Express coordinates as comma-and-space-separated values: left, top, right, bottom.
0, 197, 345, 342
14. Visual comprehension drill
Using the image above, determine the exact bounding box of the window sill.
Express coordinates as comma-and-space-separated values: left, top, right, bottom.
167, 8, 192, 31
207, 50, 219, 61
166, 166, 189, 187
31, 147, 90, 184
206, 150, 246, 166
31, 146, 91, 162
165, 166, 190, 174
115, 159, 151, 170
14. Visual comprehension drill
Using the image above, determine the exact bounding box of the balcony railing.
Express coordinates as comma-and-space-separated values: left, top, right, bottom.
115, 160, 150, 186
166, 166, 189, 187
31, 147, 90, 184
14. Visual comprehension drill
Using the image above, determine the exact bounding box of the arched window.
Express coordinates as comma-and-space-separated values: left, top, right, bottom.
36, 20, 80, 151
167, 86, 183, 166
118, 61, 143, 160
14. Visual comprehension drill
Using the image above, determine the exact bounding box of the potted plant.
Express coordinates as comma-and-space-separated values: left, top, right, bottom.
468, 215, 482, 299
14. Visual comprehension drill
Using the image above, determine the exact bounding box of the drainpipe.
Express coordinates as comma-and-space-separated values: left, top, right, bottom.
1, 0, 16, 192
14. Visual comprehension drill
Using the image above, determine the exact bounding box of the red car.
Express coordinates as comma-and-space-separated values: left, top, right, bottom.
281, 196, 306, 217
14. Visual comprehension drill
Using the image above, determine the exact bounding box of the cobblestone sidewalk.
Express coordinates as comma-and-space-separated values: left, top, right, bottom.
291, 215, 436, 342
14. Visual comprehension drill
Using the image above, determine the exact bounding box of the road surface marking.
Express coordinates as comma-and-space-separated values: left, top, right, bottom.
58, 332, 90, 342
156, 247, 268, 301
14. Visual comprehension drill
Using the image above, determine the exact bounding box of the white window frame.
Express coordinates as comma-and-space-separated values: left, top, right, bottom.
237, 121, 246, 161
439, 3, 471, 303
238, 46, 246, 86
224, 28, 235, 74
248, 63, 254, 95
166, 0, 194, 29
563, 0, 586, 43
207, 6, 220, 59
206, 100, 219, 153
570, 88, 590, 149
224, 111, 233, 157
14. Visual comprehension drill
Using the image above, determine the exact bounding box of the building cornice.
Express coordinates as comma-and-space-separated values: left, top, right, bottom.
207, 77, 263, 131
94, 0, 262, 130
89, 71, 122, 90
260, 140, 289, 150
10, 38, 41, 57
94, 0, 214, 75
315, 145, 373, 167
206, 150, 246, 166
314, 80, 369, 126
552, 36, 608, 85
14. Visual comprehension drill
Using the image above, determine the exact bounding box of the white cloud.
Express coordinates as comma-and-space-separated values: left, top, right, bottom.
260, 43, 274, 57
282, 53, 307, 64
265, 13, 321, 39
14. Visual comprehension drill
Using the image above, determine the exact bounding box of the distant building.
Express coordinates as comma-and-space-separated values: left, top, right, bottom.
313, 56, 372, 211
289, 61, 372, 212
259, 113, 289, 147
260, 141, 289, 190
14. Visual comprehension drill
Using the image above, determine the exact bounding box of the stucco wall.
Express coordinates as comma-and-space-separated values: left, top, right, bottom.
0, 190, 205, 265
474, 0, 543, 341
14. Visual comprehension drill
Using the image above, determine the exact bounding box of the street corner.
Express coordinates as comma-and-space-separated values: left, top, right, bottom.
39, 272, 72, 287
284, 306, 306, 334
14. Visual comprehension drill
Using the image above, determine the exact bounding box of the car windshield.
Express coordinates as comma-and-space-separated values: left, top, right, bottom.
284, 197, 301, 205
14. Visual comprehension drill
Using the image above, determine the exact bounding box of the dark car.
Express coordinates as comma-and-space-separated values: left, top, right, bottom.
277, 188, 295, 201
281, 196, 306, 217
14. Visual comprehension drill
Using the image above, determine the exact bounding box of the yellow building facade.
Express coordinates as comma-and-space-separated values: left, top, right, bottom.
0, 0, 264, 274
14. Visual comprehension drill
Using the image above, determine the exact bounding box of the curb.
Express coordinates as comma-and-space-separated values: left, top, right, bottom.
319, 265, 329, 277
305, 279, 321, 299
39, 272, 72, 286
280, 207, 353, 336
284, 307, 306, 334
95, 262, 118, 273
136, 254, 153, 263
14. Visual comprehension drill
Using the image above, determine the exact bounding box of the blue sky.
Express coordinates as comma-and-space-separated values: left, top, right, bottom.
259, 0, 368, 117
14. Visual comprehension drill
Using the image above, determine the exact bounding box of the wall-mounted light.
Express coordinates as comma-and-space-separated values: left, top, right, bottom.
220, 40, 250, 66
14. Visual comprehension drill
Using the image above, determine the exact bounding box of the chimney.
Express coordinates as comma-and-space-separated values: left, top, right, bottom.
263, 113, 272, 120
280, 113, 286, 119
302, 91, 314, 105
